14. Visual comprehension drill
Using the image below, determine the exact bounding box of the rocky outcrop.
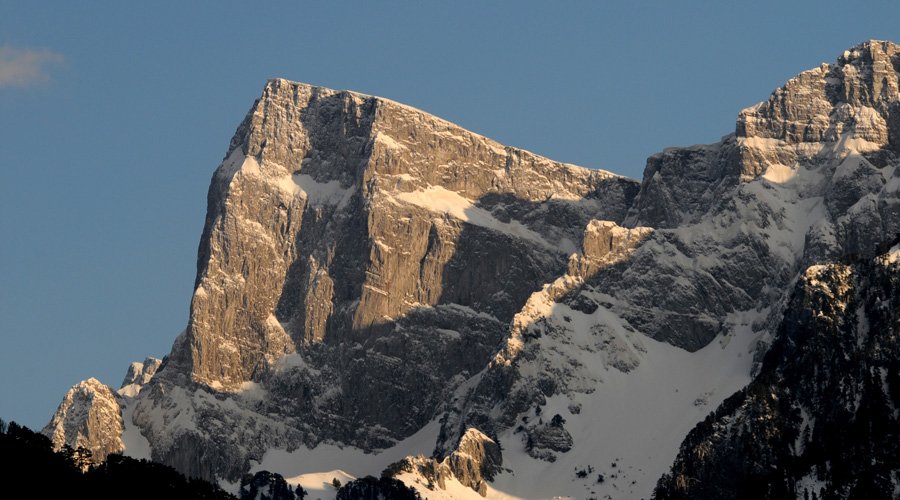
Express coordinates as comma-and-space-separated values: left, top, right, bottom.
121, 357, 161, 387
610, 41, 900, 350
624, 139, 742, 229
737, 42, 900, 144
173, 80, 637, 392
569, 220, 653, 277
118, 356, 161, 397
42, 378, 123, 462
447, 428, 503, 494
388, 427, 502, 496
137, 40, 900, 484
655, 241, 900, 499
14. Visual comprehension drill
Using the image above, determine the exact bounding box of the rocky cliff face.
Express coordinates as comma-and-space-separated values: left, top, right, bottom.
620, 40, 900, 348
43, 378, 124, 462
174, 80, 636, 391
45, 40, 900, 499
434, 41, 900, 467
118, 357, 161, 398
393, 428, 502, 496
126, 79, 638, 481
655, 242, 900, 499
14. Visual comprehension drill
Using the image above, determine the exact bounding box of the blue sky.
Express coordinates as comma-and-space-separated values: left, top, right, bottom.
2, 1, 899, 429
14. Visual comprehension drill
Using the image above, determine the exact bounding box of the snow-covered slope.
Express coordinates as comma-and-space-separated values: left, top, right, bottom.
655, 241, 900, 499
44, 40, 900, 500
118, 357, 161, 398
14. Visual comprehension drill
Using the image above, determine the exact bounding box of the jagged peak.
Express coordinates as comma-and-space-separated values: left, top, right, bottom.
119, 357, 162, 397
42, 377, 124, 462
457, 427, 496, 447
73, 377, 110, 392
840, 39, 900, 61
737, 40, 900, 143
56, 378, 119, 410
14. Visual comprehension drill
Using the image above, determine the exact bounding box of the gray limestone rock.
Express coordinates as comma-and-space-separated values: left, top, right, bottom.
42, 378, 124, 462
173, 79, 638, 392
45, 40, 900, 497
118, 356, 162, 398
436, 40, 900, 459
655, 244, 900, 499
525, 415, 574, 462
121, 357, 162, 388
447, 428, 503, 494
602, 40, 900, 350
388, 427, 502, 497
128, 78, 637, 481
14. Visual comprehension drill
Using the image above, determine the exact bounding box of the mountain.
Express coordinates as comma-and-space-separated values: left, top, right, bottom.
44, 40, 900, 499
654, 241, 900, 499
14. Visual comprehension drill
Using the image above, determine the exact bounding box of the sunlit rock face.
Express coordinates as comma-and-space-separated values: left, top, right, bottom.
129, 77, 637, 481
47, 40, 900, 500
435, 39, 900, 490
43, 378, 124, 462
607, 40, 900, 350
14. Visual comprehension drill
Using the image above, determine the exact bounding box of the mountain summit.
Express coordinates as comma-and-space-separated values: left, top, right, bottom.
45, 40, 900, 499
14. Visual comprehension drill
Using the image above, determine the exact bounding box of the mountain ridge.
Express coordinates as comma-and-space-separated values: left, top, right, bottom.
254, 77, 631, 181
43, 39, 900, 499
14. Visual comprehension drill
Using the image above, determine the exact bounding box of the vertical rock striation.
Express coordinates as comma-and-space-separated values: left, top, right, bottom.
45, 40, 900, 499
42, 378, 124, 462
129, 79, 637, 481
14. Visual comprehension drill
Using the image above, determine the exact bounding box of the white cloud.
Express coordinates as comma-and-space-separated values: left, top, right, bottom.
0, 46, 64, 88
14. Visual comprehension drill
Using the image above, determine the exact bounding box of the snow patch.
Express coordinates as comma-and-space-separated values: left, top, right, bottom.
289, 470, 355, 499
121, 401, 152, 461
879, 243, 900, 265
293, 174, 354, 208
225, 153, 356, 209
795, 469, 827, 500
762, 163, 797, 184
274, 352, 320, 375
391, 186, 562, 252
399, 472, 515, 500
374, 132, 407, 151
488, 305, 762, 500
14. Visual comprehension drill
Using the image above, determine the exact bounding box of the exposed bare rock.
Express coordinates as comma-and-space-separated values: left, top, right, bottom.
570, 220, 653, 277
607, 40, 900, 348
447, 428, 503, 494
118, 357, 162, 398
45, 40, 900, 500
624, 138, 742, 229
737, 41, 900, 144
173, 79, 637, 391
655, 242, 900, 499
125, 79, 637, 481
388, 427, 502, 496
42, 378, 123, 461
436, 40, 900, 465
